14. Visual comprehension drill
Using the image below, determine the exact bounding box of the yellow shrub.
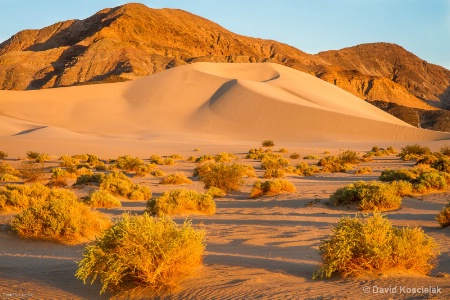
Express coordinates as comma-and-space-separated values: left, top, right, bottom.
147, 189, 216, 216
250, 179, 296, 198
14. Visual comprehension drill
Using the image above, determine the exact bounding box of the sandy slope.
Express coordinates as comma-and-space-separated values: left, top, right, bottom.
0, 63, 449, 158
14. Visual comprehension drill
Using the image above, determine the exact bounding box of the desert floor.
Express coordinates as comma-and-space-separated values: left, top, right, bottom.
1, 141, 450, 300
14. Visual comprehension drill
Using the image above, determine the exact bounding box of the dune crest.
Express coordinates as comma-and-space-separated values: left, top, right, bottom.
0, 63, 448, 153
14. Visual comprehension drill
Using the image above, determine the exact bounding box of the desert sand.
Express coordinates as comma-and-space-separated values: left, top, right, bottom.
1, 63, 450, 299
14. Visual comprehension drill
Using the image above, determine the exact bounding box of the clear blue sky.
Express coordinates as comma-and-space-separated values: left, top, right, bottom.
1, 0, 449, 69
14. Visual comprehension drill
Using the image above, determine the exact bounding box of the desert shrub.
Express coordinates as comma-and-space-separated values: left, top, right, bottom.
52, 167, 77, 180
355, 167, 372, 174
436, 201, 450, 227
99, 172, 151, 200
72, 154, 89, 161
261, 156, 290, 170
134, 163, 155, 177
26, 151, 40, 159
416, 154, 439, 165
10, 196, 110, 244
186, 156, 196, 162
58, 155, 79, 167
0, 183, 49, 213
195, 155, 215, 163
263, 168, 285, 179
76, 214, 205, 294
440, 146, 450, 156
150, 169, 165, 177
250, 179, 296, 198
214, 152, 237, 162
0, 151, 8, 159
304, 155, 320, 159
75, 173, 105, 185
206, 187, 226, 198
279, 148, 288, 153
318, 156, 353, 173
147, 189, 216, 216
18, 161, 46, 182
84, 190, 121, 208
390, 180, 413, 197
293, 162, 320, 176
95, 162, 106, 171
398, 144, 431, 160
338, 150, 361, 164
159, 172, 192, 185
379, 169, 415, 181
324, 150, 330, 154
149, 155, 163, 165
168, 154, 183, 160
0, 162, 19, 176
112, 155, 145, 171
314, 213, 439, 278
163, 158, 175, 165
331, 181, 402, 211
25, 151, 50, 163
262, 140, 275, 147
85, 154, 101, 166
196, 163, 249, 192
431, 157, 450, 173
246, 148, 264, 159
194, 148, 200, 152
413, 171, 448, 194
0, 174, 21, 182
289, 153, 300, 159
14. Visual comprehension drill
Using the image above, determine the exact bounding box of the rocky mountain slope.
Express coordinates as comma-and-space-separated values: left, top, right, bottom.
1, 3, 449, 130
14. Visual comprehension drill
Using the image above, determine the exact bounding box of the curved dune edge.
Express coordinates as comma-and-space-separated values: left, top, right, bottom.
0, 62, 448, 148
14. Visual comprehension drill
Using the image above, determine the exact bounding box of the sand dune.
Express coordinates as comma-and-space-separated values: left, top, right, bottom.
0, 63, 449, 156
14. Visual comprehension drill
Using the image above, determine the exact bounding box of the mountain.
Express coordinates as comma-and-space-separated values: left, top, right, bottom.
1, 3, 449, 130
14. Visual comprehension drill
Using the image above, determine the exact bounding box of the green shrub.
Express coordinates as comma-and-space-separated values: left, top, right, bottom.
86, 154, 101, 167
214, 152, 237, 162
196, 163, 250, 192
279, 148, 288, 153
431, 157, 450, 172
195, 155, 215, 163
72, 154, 89, 161
262, 140, 275, 147
436, 201, 450, 227
10, 196, 111, 244
147, 189, 216, 216
112, 155, 145, 171
134, 163, 156, 177
150, 169, 165, 177
169, 154, 184, 160
250, 179, 296, 198
186, 156, 196, 162
0, 174, 21, 182
398, 144, 431, 160
318, 156, 353, 173
163, 158, 175, 165
84, 190, 121, 208
338, 150, 361, 164
18, 161, 46, 182
379, 168, 416, 182
26, 151, 40, 160
314, 213, 439, 278
0, 183, 50, 213
293, 162, 320, 176
261, 156, 290, 170
58, 155, 79, 167
390, 180, 413, 197
263, 168, 285, 179
331, 181, 402, 211
76, 214, 205, 294
35, 153, 50, 163
416, 154, 439, 165
289, 153, 300, 159
440, 146, 450, 156
0, 162, 19, 176
150, 155, 163, 165
206, 187, 226, 198
99, 172, 151, 200
0, 151, 8, 159
303, 155, 320, 159
75, 173, 105, 185
413, 171, 448, 193
246, 148, 265, 159
159, 172, 192, 185
355, 167, 372, 174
